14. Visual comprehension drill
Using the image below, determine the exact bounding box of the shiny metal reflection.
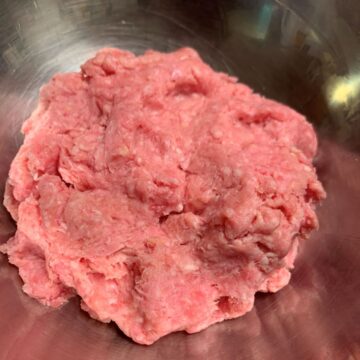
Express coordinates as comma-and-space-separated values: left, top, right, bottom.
0, 1, 360, 359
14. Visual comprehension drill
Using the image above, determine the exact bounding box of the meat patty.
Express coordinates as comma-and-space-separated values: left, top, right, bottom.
1, 48, 326, 344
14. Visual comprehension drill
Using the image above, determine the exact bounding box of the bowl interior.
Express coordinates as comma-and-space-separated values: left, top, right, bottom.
0, 1, 360, 359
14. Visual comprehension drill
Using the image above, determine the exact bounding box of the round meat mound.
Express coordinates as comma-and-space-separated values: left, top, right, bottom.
1, 48, 325, 344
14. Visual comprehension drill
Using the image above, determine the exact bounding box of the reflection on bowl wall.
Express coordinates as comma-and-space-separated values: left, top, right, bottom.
0, 1, 360, 359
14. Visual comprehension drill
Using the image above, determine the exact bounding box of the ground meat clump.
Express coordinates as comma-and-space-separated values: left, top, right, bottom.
1, 48, 325, 345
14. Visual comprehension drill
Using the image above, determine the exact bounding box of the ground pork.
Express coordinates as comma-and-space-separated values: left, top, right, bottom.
1, 48, 325, 345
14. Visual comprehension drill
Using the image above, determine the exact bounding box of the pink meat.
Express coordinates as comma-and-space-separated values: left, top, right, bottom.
1, 48, 325, 344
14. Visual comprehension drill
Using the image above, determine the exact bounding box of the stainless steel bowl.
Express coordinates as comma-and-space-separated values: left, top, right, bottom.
1, 1, 359, 359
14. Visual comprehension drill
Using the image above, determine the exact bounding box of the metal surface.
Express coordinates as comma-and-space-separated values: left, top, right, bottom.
0, 1, 360, 359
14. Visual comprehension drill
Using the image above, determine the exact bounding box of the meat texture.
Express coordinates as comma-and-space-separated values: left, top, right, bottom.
1, 48, 326, 344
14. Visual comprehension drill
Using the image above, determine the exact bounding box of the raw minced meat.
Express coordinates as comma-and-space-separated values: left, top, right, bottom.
1, 48, 325, 345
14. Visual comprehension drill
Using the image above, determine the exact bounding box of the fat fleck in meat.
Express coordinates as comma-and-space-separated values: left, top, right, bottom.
1, 48, 326, 345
